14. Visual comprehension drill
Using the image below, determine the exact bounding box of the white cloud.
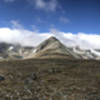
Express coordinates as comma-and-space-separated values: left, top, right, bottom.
0, 27, 51, 46
52, 30, 100, 49
10, 20, 24, 29
0, 22, 100, 49
60, 17, 70, 23
35, 0, 46, 8
4, 0, 15, 3
31, 25, 39, 32
28, 0, 58, 11
4, 0, 59, 11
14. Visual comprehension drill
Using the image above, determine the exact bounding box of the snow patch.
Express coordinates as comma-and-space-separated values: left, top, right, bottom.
90, 49, 100, 56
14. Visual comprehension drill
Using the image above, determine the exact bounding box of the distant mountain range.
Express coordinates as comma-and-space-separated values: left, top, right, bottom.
0, 36, 100, 60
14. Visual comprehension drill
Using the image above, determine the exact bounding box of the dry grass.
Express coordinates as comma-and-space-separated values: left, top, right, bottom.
0, 58, 100, 100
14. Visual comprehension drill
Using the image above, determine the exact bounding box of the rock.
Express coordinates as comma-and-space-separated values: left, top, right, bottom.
48, 68, 61, 74
30, 72, 37, 80
0, 75, 5, 81
24, 72, 38, 85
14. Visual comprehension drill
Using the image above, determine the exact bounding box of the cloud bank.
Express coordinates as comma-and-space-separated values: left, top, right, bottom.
0, 27, 51, 46
0, 26, 100, 49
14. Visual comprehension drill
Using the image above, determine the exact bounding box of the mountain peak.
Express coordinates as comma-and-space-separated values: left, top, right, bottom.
35, 36, 60, 51
30, 35, 76, 59
47, 36, 59, 42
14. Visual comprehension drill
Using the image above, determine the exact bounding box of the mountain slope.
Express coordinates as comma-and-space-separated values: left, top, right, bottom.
0, 36, 100, 60
28, 37, 80, 59
0, 59, 100, 100
0, 43, 34, 60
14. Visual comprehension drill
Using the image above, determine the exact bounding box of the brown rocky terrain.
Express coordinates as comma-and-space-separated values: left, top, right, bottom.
0, 58, 100, 100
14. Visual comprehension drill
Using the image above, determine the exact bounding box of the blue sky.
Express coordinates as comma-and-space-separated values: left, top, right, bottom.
0, 0, 100, 49
0, 0, 100, 33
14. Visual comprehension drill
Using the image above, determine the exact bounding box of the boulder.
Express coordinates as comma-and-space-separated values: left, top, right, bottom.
0, 75, 5, 81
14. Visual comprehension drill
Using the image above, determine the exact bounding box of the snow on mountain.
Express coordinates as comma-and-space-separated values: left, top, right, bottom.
0, 36, 100, 60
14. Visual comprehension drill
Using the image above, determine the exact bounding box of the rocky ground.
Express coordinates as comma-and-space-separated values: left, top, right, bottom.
0, 58, 100, 100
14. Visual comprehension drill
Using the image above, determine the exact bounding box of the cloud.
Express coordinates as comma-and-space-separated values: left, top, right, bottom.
31, 25, 39, 32
10, 20, 24, 29
60, 17, 70, 23
28, 0, 58, 11
0, 27, 51, 46
0, 22, 100, 49
4, 0, 59, 11
51, 30, 100, 49
37, 18, 45, 24
4, 0, 15, 3
35, 0, 46, 8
